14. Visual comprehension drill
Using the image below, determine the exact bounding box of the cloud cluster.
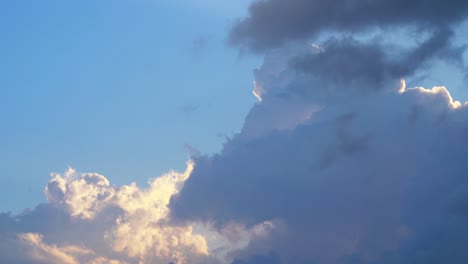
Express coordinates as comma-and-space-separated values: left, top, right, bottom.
1, 162, 261, 264
45, 162, 213, 263
169, 1, 468, 262
2, 1, 468, 264
172, 44, 468, 263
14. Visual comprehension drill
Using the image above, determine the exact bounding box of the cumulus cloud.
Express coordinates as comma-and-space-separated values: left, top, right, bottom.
3, 1, 468, 264
0, 162, 276, 264
171, 40, 468, 263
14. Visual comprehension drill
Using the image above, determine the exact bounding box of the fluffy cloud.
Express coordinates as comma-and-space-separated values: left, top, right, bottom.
44, 162, 208, 262
44, 162, 210, 262
0, 162, 276, 264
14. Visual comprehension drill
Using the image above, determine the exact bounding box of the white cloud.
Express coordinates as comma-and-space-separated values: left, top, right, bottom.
0, 161, 275, 264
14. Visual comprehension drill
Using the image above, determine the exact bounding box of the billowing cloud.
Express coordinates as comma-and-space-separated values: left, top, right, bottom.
171, 37, 468, 263
3, 1, 468, 264
0, 162, 276, 264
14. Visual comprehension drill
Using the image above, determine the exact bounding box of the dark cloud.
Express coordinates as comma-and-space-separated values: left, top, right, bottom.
230, 0, 468, 52
291, 28, 462, 88
230, 0, 467, 101
172, 83, 468, 263
170, 38, 468, 262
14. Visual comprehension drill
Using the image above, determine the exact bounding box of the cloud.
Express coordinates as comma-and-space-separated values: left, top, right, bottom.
231, 0, 467, 102
229, 0, 468, 52
1, 162, 277, 264
3, 1, 468, 264
170, 38, 468, 262
0, 232, 123, 264
14, 233, 111, 264
290, 29, 461, 90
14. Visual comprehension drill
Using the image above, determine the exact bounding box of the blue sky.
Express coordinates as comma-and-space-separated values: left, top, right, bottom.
0, 0, 259, 212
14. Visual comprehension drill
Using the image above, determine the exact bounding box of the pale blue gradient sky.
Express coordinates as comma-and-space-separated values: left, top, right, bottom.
0, 0, 259, 212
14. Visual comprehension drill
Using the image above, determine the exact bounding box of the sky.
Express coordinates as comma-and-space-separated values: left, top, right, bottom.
0, 0, 258, 212
2, 1, 468, 264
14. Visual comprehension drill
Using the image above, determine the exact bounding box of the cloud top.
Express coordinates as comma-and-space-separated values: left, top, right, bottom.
230, 0, 468, 52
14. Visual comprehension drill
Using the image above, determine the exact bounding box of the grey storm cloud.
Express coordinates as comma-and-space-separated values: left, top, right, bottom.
171, 25, 468, 262
169, 4, 468, 262
229, 0, 468, 52
230, 0, 468, 97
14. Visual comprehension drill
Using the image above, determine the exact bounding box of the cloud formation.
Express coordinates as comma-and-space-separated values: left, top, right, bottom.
170, 1, 468, 261
2, 1, 468, 264
231, 1, 468, 102
1, 162, 271, 264
171, 43, 468, 263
